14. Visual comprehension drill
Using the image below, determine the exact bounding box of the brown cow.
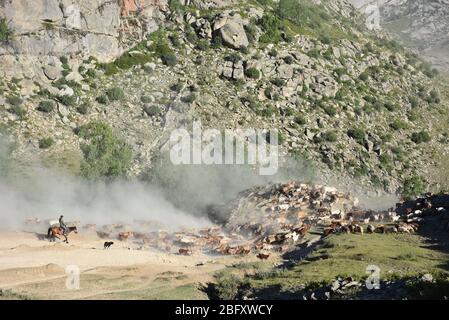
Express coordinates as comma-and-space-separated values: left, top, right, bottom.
178, 248, 192, 255
352, 224, 364, 234
296, 224, 311, 237
324, 227, 335, 236
118, 232, 133, 241
374, 225, 385, 234
257, 252, 270, 260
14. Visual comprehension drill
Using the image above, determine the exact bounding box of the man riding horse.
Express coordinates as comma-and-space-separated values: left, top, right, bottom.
59, 215, 67, 235
47, 214, 77, 243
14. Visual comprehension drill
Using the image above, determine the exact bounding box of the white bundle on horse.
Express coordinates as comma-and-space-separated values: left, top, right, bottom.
47, 220, 59, 227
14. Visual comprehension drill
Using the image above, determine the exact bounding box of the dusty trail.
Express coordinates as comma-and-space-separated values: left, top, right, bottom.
0, 231, 261, 299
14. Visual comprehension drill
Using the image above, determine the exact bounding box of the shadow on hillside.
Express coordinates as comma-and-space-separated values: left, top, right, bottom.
397, 194, 449, 271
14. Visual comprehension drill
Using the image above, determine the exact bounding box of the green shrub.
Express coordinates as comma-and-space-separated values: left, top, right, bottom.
77, 121, 133, 180
379, 154, 392, 166
144, 105, 161, 117
170, 82, 184, 92
211, 34, 223, 48
76, 102, 90, 115
241, 96, 262, 113
384, 101, 398, 112
39, 137, 54, 149
9, 105, 26, 119
169, 33, 182, 48
271, 78, 285, 87
323, 48, 333, 60
196, 39, 210, 51
293, 114, 306, 125
268, 48, 278, 57
106, 87, 125, 101
168, 0, 183, 13
140, 95, 153, 104
323, 105, 337, 117
86, 69, 96, 78
6, 95, 22, 107
390, 119, 407, 130
214, 273, 248, 300
402, 175, 426, 200
257, 104, 277, 117
421, 62, 439, 78
283, 55, 294, 64
427, 89, 441, 104
96, 95, 109, 104
409, 96, 419, 108
258, 13, 284, 44
411, 131, 431, 144
181, 94, 196, 103
161, 53, 177, 66
245, 67, 260, 79
148, 30, 178, 66
347, 128, 365, 144
185, 26, 198, 44
60, 56, 68, 64
307, 48, 320, 59
225, 53, 241, 64
323, 131, 337, 142
37, 100, 55, 113
264, 86, 273, 99
57, 94, 76, 107
358, 72, 369, 81
0, 18, 14, 42
244, 22, 257, 44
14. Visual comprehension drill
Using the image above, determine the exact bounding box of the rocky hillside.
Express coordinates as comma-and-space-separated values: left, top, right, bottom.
351, 0, 449, 73
1, 0, 448, 198
0, 0, 167, 78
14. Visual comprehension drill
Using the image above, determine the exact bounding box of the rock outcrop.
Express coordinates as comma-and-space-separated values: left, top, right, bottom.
0, 0, 167, 79
351, 0, 449, 72
214, 13, 249, 49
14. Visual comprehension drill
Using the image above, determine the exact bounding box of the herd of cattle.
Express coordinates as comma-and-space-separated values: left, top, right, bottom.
25, 182, 449, 259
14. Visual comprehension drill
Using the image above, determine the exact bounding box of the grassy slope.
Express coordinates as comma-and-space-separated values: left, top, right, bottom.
211, 230, 449, 299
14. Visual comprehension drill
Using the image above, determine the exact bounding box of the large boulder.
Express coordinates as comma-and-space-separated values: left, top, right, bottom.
43, 64, 62, 80
277, 64, 294, 79
214, 14, 249, 50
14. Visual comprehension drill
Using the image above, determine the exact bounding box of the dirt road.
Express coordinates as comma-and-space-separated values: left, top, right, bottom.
0, 231, 258, 300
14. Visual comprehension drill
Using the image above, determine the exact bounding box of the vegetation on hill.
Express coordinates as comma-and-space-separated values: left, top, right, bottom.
77, 122, 133, 180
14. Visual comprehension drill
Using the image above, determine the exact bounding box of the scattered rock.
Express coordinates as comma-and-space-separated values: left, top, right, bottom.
214, 13, 249, 49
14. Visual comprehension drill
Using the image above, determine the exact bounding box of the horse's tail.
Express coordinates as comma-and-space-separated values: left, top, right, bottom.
47, 227, 52, 238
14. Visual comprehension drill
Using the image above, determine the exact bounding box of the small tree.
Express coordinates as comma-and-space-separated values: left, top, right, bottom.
411, 131, 431, 144
402, 175, 426, 200
77, 122, 133, 180
37, 100, 55, 113
245, 67, 260, 79
106, 87, 125, 102
39, 137, 54, 149
0, 18, 14, 43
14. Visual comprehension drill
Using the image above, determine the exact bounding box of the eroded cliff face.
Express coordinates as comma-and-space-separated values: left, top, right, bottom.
351, 0, 449, 72
0, 0, 167, 79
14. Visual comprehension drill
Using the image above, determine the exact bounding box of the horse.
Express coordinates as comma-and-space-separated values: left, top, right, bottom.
47, 226, 78, 243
